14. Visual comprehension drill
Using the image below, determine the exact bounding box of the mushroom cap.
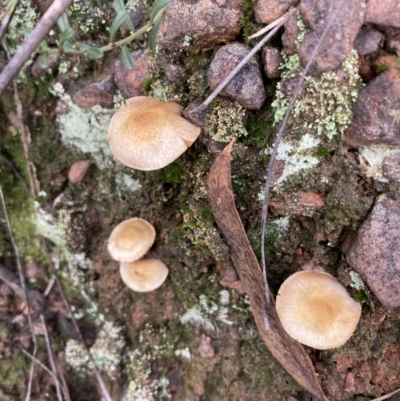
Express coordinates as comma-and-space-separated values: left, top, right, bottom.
107, 218, 155, 262
108, 96, 201, 171
276, 271, 361, 349
120, 257, 169, 292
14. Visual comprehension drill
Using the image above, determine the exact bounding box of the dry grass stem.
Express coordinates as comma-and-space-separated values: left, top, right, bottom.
40, 314, 64, 401
0, 185, 38, 401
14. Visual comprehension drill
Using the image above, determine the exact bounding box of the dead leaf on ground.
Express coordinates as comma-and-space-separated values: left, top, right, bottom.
207, 140, 329, 401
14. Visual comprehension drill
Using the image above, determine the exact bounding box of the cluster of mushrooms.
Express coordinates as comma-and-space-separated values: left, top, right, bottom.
107, 218, 169, 292
106, 96, 361, 349
106, 96, 201, 293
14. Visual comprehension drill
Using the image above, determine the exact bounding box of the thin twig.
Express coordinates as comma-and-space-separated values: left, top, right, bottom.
0, 185, 37, 401
49, 249, 113, 401
2, 37, 39, 198
20, 348, 68, 395
41, 314, 63, 401
0, 0, 19, 43
191, 7, 297, 113
0, 0, 73, 97
260, 0, 349, 308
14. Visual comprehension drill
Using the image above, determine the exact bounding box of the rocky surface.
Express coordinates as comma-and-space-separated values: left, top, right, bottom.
254, 0, 297, 24
262, 46, 282, 79
298, 0, 366, 74
73, 75, 116, 109
282, 12, 298, 56
366, 0, 400, 29
346, 70, 400, 146
157, 0, 243, 52
347, 194, 400, 308
207, 43, 266, 110
353, 28, 383, 56
114, 50, 151, 98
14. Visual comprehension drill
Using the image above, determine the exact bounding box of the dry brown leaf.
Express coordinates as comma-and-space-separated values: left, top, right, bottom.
207, 140, 329, 401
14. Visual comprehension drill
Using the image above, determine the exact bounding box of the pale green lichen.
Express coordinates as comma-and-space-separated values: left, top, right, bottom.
51, 83, 113, 168
261, 133, 321, 189
272, 50, 361, 140
180, 293, 233, 332
65, 321, 125, 374
350, 271, 365, 291
124, 325, 173, 400
207, 99, 248, 143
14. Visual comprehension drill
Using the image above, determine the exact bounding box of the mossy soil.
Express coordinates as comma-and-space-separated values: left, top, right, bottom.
1, 15, 400, 401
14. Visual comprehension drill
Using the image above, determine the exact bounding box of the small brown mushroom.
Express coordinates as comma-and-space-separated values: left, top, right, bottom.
276, 271, 361, 349
108, 96, 201, 171
107, 218, 155, 262
120, 257, 169, 292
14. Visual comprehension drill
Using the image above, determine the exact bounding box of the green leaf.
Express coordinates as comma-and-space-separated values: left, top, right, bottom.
148, 18, 162, 52
57, 12, 71, 32
59, 26, 74, 46
76, 41, 92, 51
63, 42, 74, 51
38, 54, 48, 69
150, 0, 171, 23
113, 0, 125, 13
87, 47, 104, 60
121, 47, 135, 70
109, 11, 131, 42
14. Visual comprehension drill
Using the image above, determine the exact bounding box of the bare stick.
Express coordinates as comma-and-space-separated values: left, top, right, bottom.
0, 185, 37, 401
0, 0, 73, 97
260, 0, 349, 307
41, 314, 63, 401
191, 7, 297, 113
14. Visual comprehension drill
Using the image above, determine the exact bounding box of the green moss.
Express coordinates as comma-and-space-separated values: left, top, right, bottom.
158, 161, 184, 184
314, 146, 330, 159
375, 63, 389, 75
142, 76, 155, 93
0, 349, 30, 394
244, 105, 275, 149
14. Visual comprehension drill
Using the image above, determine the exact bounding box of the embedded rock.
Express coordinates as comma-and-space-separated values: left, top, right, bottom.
269, 191, 325, 216
73, 75, 116, 109
282, 12, 299, 55
382, 153, 400, 181
164, 63, 185, 83
157, 0, 243, 52
366, 0, 400, 29
347, 194, 400, 308
346, 70, 400, 146
254, 0, 297, 24
114, 50, 151, 98
298, 0, 366, 75
68, 160, 90, 184
207, 43, 266, 110
354, 28, 383, 56
262, 46, 282, 79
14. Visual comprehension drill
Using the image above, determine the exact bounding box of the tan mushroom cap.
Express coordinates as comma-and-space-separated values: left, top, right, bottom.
276, 271, 361, 349
108, 96, 201, 171
107, 218, 155, 262
120, 257, 169, 292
